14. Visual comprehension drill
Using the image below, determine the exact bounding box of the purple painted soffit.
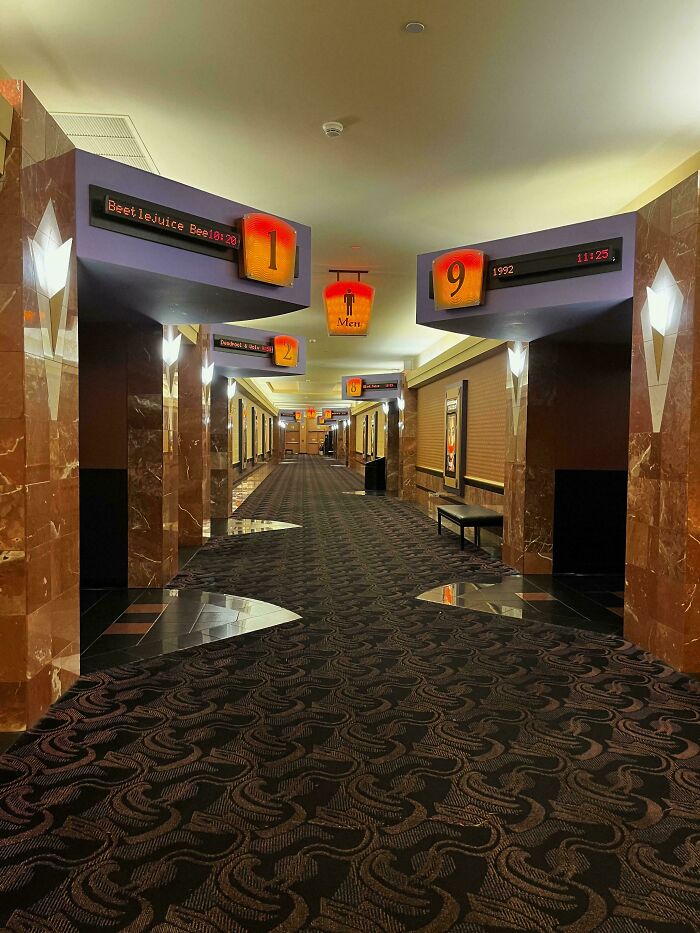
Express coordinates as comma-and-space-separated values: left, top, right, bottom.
416, 212, 637, 341
74, 150, 311, 325
209, 323, 307, 378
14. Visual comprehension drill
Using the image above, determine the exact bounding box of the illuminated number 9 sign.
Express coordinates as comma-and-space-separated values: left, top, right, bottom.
241, 213, 297, 287
432, 248, 486, 311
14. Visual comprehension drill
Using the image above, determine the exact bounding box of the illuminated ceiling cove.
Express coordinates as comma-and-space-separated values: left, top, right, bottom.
3, 1, 700, 408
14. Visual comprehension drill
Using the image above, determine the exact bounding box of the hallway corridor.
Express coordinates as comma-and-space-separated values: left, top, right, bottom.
1, 461, 700, 930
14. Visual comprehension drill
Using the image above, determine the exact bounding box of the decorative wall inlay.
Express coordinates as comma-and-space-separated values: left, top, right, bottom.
641, 260, 683, 432
507, 340, 527, 435
28, 201, 73, 421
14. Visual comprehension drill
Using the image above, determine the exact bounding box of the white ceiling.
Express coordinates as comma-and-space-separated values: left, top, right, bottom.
3, 0, 700, 407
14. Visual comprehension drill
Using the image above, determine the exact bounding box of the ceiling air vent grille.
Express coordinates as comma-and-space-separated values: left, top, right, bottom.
50, 112, 159, 174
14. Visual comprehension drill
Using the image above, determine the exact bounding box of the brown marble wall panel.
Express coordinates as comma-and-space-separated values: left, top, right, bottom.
626, 173, 700, 671
0, 81, 79, 732
399, 388, 417, 502
502, 346, 528, 570
209, 374, 233, 518
178, 327, 211, 545
386, 406, 399, 494
126, 320, 178, 587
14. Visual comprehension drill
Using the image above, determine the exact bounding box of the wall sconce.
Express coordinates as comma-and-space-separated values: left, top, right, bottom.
397, 396, 405, 411
227, 379, 237, 399
162, 333, 182, 367
646, 285, 672, 378
202, 361, 215, 386
382, 401, 389, 415
507, 342, 526, 380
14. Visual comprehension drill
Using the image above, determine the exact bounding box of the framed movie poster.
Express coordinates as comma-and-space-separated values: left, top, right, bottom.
362, 415, 368, 458
252, 407, 258, 461
261, 411, 266, 458
444, 382, 468, 493
370, 411, 378, 458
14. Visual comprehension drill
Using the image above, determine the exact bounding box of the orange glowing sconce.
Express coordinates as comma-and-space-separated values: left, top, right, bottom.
294, 411, 302, 422
432, 248, 486, 311
307, 408, 316, 418
323, 409, 332, 420
241, 213, 297, 287
324, 281, 374, 336
273, 334, 299, 367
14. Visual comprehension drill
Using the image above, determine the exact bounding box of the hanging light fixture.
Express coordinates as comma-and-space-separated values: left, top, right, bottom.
324, 268, 374, 336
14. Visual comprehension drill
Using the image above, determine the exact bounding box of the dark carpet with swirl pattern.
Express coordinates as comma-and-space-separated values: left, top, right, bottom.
1, 458, 700, 931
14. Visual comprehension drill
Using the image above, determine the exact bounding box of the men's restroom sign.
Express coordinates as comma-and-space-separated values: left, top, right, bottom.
432, 248, 486, 311
324, 281, 374, 335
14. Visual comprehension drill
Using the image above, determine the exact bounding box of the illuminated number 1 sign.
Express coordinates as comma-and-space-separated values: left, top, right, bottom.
272, 335, 299, 368
432, 248, 486, 311
241, 213, 296, 287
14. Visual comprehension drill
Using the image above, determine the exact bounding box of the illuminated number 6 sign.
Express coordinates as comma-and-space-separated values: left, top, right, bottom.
241, 213, 297, 287
432, 248, 486, 311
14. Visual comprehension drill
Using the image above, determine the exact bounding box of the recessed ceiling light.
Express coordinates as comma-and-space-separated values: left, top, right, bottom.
404, 21, 425, 33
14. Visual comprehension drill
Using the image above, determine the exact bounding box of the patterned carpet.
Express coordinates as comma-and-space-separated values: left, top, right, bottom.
1, 458, 700, 931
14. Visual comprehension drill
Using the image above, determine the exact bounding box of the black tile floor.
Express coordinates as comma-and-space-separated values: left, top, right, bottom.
417, 572, 625, 635
80, 587, 300, 674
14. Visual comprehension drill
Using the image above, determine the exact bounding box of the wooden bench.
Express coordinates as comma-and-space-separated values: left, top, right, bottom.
437, 504, 504, 550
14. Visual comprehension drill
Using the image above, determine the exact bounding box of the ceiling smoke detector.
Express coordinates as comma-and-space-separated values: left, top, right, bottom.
322, 121, 344, 138
404, 21, 425, 33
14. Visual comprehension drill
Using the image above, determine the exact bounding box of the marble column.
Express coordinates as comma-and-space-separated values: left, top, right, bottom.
178, 326, 211, 545
386, 404, 399, 494
210, 374, 233, 518
348, 417, 356, 469
127, 320, 179, 586
336, 420, 346, 462
0, 81, 80, 732
398, 388, 417, 502
502, 340, 557, 573
625, 172, 700, 671
502, 341, 529, 570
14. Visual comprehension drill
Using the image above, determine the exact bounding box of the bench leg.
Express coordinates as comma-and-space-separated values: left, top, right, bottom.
460, 525, 464, 550
438, 514, 442, 535
475, 526, 481, 548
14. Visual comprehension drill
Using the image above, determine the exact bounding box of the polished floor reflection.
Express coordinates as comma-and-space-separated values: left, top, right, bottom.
210, 518, 300, 536
230, 461, 278, 511
80, 588, 300, 673
341, 489, 386, 496
417, 573, 624, 634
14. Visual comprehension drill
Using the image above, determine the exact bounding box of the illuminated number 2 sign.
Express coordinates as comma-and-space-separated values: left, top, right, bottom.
432, 248, 486, 311
241, 213, 297, 287
272, 335, 299, 368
